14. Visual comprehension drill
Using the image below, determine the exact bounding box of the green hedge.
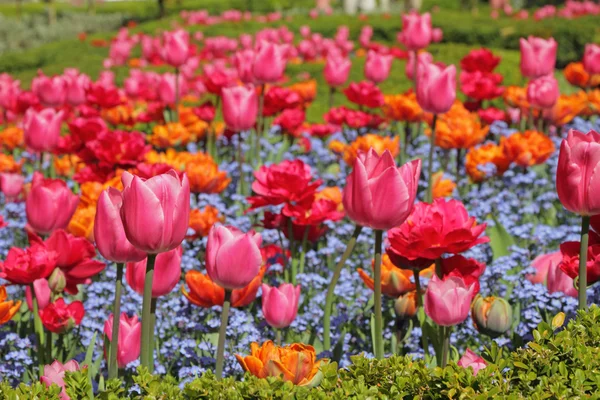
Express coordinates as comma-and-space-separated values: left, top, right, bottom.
3, 306, 600, 399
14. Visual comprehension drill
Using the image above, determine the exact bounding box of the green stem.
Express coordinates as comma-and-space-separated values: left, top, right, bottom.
173, 67, 179, 123
435, 258, 443, 279
108, 263, 123, 379
412, 269, 429, 358
398, 122, 405, 165
215, 290, 232, 379
328, 86, 335, 109
323, 225, 363, 351
426, 114, 438, 203
578, 216, 590, 310
31, 284, 45, 374
140, 253, 157, 372
373, 229, 384, 359
287, 219, 297, 285
441, 326, 451, 368
237, 136, 246, 196
275, 329, 282, 346
149, 298, 157, 369
255, 84, 265, 165
45, 331, 52, 364
298, 226, 310, 275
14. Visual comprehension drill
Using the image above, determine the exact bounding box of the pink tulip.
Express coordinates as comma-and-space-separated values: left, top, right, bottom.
32, 75, 67, 107
527, 75, 559, 109
234, 49, 256, 83
253, 41, 287, 83
0, 75, 20, 111
398, 12, 432, 51
94, 188, 147, 263
364, 50, 394, 84
583, 44, 600, 75
126, 246, 182, 297
547, 256, 577, 297
120, 170, 190, 254
323, 52, 351, 87
157, 73, 182, 105
63, 70, 90, 106
405, 51, 433, 81
424, 275, 475, 326
432, 28, 443, 43
205, 225, 262, 290
527, 251, 562, 284
161, 29, 190, 67
0, 173, 24, 202
556, 129, 600, 216
40, 359, 80, 400
221, 85, 258, 132
108, 40, 134, 67
342, 149, 421, 231
25, 278, 51, 311
457, 349, 486, 375
416, 61, 456, 114
23, 108, 64, 153
519, 36, 557, 78
300, 25, 311, 38
103, 313, 141, 368
26, 172, 79, 236
261, 283, 301, 329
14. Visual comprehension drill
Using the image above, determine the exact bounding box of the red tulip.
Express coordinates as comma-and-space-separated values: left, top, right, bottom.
126, 246, 182, 297
556, 129, 600, 216
527, 251, 562, 284
323, 52, 351, 87
583, 44, 600, 75
460, 48, 501, 73
364, 50, 393, 84
424, 275, 474, 326
221, 85, 258, 132
273, 109, 305, 136
478, 107, 506, 125
23, 108, 65, 153
519, 36, 557, 79
343, 149, 421, 230
103, 313, 141, 368
40, 298, 84, 333
120, 170, 190, 254
0, 245, 57, 285
440, 255, 485, 298
253, 41, 287, 83
26, 173, 79, 236
460, 71, 504, 101
261, 283, 301, 329
343, 81, 384, 109
205, 225, 262, 290
0, 173, 24, 202
63, 69, 90, 106
32, 75, 66, 107
398, 12, 432, 51
547, 256, 577, 297
161, 29, 190, 67
527, 75, 559, 109
559, 233, 600, 286
94, 188, 147, 263
416, 60, 456, 114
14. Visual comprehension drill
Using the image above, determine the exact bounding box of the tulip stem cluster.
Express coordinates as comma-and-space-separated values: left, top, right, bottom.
412, 269, 429, 358
108, 262, 124, 379
373, 229, 384, 359
31, 284, 46, 373
323, 225, 363, 351
426, 114, 438, 203
140, 253, 157, 372
215, 290, 232, 379
578, 216, 591, 310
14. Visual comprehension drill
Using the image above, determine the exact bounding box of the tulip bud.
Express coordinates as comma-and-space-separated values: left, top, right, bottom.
394, 291, 418, 319
48, 268, 66, 293
471, 294, 513, 337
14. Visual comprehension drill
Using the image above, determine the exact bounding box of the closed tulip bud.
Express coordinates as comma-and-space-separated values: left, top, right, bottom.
161, 29, 190, 67
394, 291, 418, 319
47, 268, 66, 293
323, 52, 351, 87
103, 313, 141, 368
120, 170, 190, 254
26, 172, 79, 236
222, 85, 258, 132
432, 28, 443, 43
471, 294, 513, 337
253, 41, 287, 83
527, 75, 559, 109
416, 61, 456, 114
398, 12, 432, 51
519, 36, 557, 79
206, 225, 263, 290
261, 283, 301, 329
94, 188, 146, 263
23, 108, 65, 153
583, 44, 600, 75
0, 173, 24, 202
364, 50, 393, 84
556, 129, 600, 216
126, 246, 182, 298
343, 149, 421, 230
424, 275, 474, 326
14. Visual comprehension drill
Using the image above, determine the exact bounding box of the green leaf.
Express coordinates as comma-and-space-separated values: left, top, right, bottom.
486, 214, 516, 260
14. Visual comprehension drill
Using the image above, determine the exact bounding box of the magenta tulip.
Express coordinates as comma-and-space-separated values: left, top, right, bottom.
519, 36, 557, 78
342, 149, 421, 231
40, 360, 80, 400
547, 256, 577, 297
23, 108, 64, 153
253, 41, 287, 83
103, 313, 141, 368
161, 29, 190, 68
221, 85, 258, 132
527, 251, 562, 284
234, 49, 256, 83
583, 44, 600, 76
457, 349, 486, 375
398, 12, 432, 51
126, 246, 182, 297
25, 278, 51, 311
205, 225, 262, 290
120, 170, 190, 254
157, 73, 179, 105
416, 61, 456, 114
323, 52, 351, 87
32, 75, 66, 107
0, 173, 24, 202
26, 172, 78, 236
432, 28, 443, 43
527, 75, 559, 109
261, 283, 301, 329
63, 69, 90, 107
556, 129, 600, 216
424, 275, 475, 326
405, 51, 433, 81
364, 50, 394, 84
94, 188, 146, 263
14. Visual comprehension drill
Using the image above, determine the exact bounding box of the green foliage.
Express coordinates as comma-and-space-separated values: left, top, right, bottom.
4, 306, 600, 399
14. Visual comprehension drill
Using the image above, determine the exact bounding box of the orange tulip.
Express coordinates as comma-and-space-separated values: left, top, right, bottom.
235, 341, 324, 387
503, 85, 530, 110
0, 286, 21, 325
547, 92, 589, 126
358, 254, 433, 297
188, 206, 224, 239
564, 62, 591, 89
185, 158, 231, 194
501, 130, 555, 168
329, 134, 399, 166
68, 205, 96, 241
589, 89, 600, 115
182, 266, 266, 308
431, 172, 456, 199
0, 154, 23, 173
465, 143, 511, 183
383, 91, 423, 123
178, 106, 209, 139
0, 126, 24, 151
150, 123, 192, 148
425, 102, 488, 150
101, 104, 136, 127
287, 79, 317, 107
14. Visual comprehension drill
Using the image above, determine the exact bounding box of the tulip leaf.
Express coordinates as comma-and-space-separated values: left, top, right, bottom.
486, 214, 516, 260
84, 332, 97, 369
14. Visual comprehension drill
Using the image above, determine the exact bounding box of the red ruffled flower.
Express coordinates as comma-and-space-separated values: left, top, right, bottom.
559, 232, 600, 285
309, 123, 339, 138
343, 81, 384, 108
460, 48, 501, 73
193, 101, 216, 123
478, 107, 507, 125
263, 86, 302, 117
460, 71, 504, 101
441, 255, 486, 298
261, 244, 290, 273
85, 130, 150, 169
0, 245, 57, 285
274, 109, 306, 137
386, 199, 489, 269
86, 83, 122, 109
39, 298, 85, 333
